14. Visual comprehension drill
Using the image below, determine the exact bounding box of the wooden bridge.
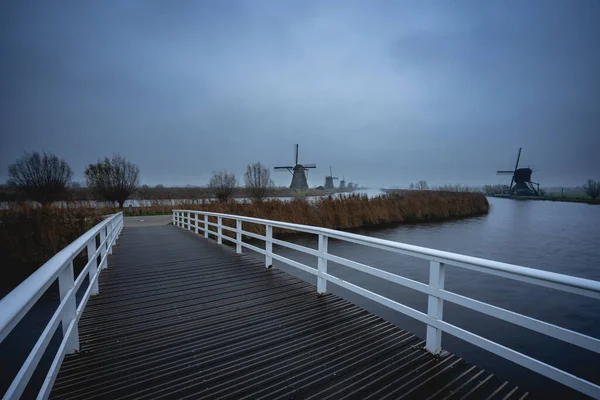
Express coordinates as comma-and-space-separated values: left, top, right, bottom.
47, 223, 524, 399
2, 211, 599, 399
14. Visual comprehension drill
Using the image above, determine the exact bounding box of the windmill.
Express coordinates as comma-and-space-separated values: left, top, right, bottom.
496, 147, 540, 196
339, 176, 347, 190
274, 144, 316, 191
324, 166, 339, 190
347, 177, 356, 191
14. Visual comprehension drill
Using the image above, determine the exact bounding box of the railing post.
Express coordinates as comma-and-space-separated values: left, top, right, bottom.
217, 216, 222, 244
317, 234, 328, 294
195, 213, 199, 234
236, 220, 242, 253
108, 220, 113, 255
426, 260, 445, 354
204, 214, 209, 238
99, 226, 107, 269
265, 225, 273, 268
58, 261, 79, 353
172, 211, 175, 226
87, 236, 99, 295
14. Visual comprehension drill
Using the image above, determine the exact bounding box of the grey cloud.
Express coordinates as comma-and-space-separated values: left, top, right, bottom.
1, 0, 598, 188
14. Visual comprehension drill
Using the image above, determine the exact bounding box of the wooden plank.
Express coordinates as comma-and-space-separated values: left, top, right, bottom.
50, 225, 527, 399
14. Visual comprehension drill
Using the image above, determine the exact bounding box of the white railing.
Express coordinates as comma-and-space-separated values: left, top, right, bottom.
172, 209, 600, 399
0, 212, 124, 400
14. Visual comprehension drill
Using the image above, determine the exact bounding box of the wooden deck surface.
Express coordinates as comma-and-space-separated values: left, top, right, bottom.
51, 224, 528, 399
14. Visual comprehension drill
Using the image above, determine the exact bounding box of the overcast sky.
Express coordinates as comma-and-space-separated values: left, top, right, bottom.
1, 0, 598, 188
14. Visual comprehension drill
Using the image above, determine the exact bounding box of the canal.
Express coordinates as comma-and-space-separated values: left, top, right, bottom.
263, 197, 600, 399
1, 197, 598, 398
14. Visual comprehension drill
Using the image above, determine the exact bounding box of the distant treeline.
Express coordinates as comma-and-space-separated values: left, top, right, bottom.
0, 184, 347, 203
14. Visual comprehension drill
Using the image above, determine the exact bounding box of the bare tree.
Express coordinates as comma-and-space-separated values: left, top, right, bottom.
244, 162, 274, 202
209, 170, 237, 202
583, 179, 600, 199
415, 180, 429, 190
85, 155, 140, 208
8, 151, 73, 205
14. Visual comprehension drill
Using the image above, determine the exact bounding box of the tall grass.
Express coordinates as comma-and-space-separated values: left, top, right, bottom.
1, 191, 488, 289
115, 191, 490, 237
0, 205, 103, 289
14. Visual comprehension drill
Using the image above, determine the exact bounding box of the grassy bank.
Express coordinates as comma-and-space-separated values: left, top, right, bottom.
125, 191, 490, 237
1, 191, 488, 291
490, 195, 599, 205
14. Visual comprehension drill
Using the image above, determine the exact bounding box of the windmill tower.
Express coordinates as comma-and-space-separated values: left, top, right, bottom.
339, 176, 347, 190
347, 177, 356, 191
274, 144, 316, 191
497, 147, 540, 196
324, 166, 339, 190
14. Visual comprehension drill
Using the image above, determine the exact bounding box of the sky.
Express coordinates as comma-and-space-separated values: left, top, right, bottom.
1, 0, 599, 188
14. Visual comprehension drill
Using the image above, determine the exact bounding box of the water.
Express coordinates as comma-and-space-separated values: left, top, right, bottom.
261, 197, 600, 399
0, 189, 385, 209
2, 197, 598, 398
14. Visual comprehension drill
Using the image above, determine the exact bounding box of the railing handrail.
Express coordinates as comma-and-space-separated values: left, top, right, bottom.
0, 213, 120, 342
0, 212, 124, 400
172, 209, 600, 398
172, 209, 600, 296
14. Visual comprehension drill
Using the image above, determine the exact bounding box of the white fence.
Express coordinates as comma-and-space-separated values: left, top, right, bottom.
173, 209, 600, 399
0, 212, 124, 400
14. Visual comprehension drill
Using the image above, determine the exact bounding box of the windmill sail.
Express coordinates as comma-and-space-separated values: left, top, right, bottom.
274, 144, 316, 191
495, 147, 539, 196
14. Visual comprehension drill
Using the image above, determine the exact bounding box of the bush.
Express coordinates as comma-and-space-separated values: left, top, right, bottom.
583, 180, 600, 199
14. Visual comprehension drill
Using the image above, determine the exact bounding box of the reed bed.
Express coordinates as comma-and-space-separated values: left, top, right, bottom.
120, 191, 490, 237
0, 205, 103, 289
1, 191, 488, 289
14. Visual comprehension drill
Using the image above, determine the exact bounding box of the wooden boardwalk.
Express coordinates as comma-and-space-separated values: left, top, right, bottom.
51, 225, 528, 399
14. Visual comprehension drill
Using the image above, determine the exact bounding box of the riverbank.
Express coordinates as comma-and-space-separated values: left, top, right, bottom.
489, 194, 599, 205
129, 191, 489, 233
0, 185, 354, 204
1, 191, 488, 291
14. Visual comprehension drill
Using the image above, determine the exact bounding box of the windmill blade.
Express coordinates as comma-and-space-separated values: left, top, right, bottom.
302, 164, 317, 168
497, 171, 514, 175
332, 176, 339, 179
514, 147, 522, 171
274, 166, 294, 170
295, 144, 299, 165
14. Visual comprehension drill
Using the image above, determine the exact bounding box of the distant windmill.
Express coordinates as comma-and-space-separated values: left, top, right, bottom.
339, 176, 347, 190
274, 144, 316, 191
347, 177, 356, 191
324, 166, 339, 190
496, 147, 540, 196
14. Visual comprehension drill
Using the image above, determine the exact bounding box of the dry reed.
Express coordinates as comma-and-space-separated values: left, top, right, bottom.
1, 191, 488, 289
